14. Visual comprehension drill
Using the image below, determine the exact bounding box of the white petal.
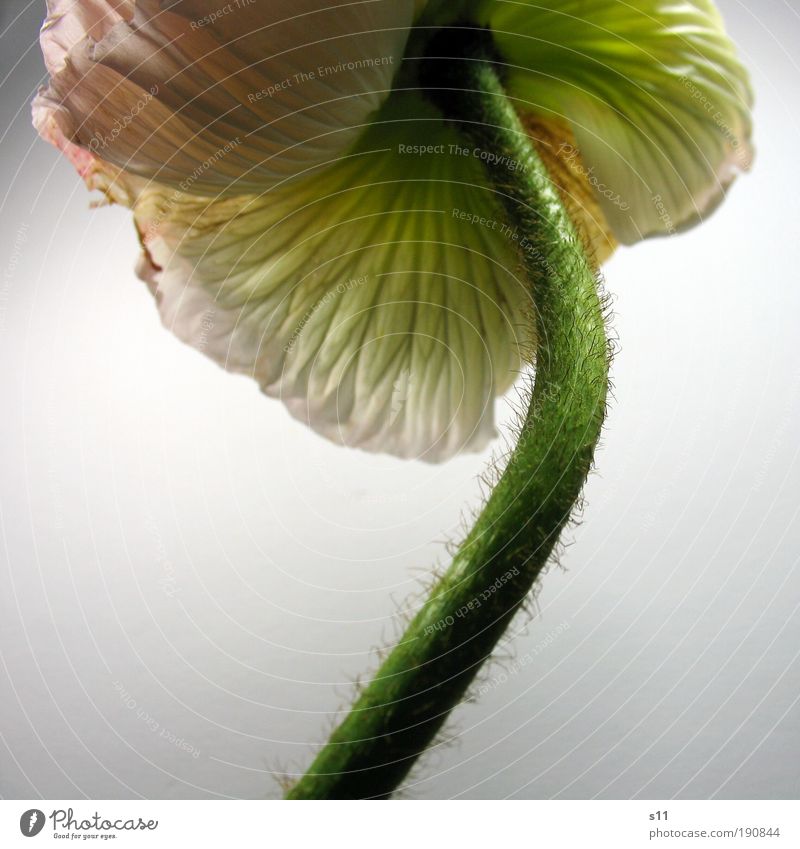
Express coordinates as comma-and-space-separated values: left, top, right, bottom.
37, 0, 414, 194
134, 92, 529, 461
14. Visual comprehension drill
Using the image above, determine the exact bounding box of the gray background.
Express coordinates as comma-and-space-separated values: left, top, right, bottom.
1, 0, 798, 799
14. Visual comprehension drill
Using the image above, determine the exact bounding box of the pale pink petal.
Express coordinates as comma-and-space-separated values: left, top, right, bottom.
33, 91, 144, 206
35, 0, 415, 195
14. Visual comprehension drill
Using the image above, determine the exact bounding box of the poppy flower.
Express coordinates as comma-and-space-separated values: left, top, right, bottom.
34, 0, 752, 461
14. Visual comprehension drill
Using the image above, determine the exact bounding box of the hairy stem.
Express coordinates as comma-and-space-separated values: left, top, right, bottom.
287, 27, 610, 800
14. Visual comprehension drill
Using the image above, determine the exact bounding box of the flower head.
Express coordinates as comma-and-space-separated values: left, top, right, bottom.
34, 0, 752, 461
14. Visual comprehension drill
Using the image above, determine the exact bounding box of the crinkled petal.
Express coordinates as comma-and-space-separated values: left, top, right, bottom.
133, 93, 529, 461
33, 91, 146, 206
40, 1, 133, 71
36, 0, 414, 194
479, 0, 754, 243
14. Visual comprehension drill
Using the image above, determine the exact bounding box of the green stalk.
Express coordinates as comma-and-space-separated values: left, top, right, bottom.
287, 27, 611, 800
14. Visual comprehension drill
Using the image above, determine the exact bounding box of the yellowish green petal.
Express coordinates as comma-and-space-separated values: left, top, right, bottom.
478, 0, 753, 243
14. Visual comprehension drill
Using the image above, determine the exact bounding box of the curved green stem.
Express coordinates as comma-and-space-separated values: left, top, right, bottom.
287, 27, 611, 800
